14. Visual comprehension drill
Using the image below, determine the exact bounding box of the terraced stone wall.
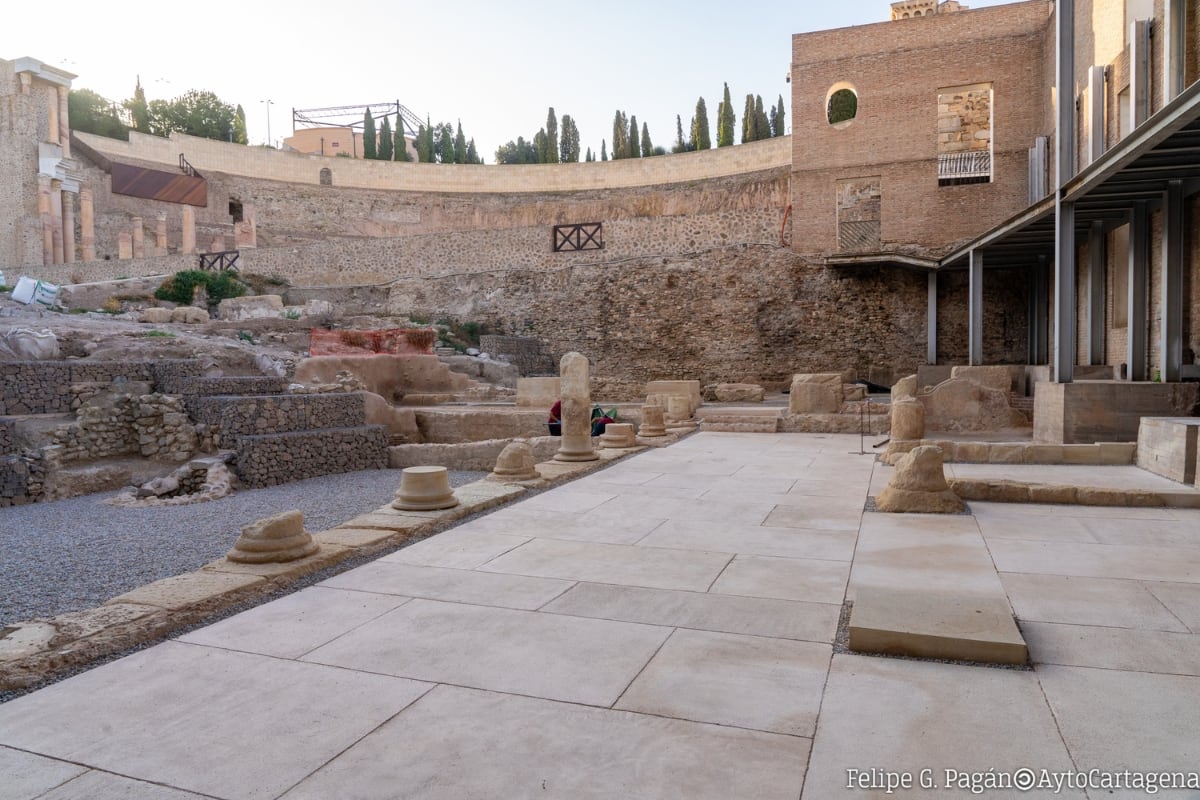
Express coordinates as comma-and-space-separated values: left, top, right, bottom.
234, 426, 388, 488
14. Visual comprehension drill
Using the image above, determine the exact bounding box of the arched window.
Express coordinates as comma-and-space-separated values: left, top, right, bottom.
826, 84, 859, 128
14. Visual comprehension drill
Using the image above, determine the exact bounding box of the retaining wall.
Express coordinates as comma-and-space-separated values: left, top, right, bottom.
234, 425, 388, 488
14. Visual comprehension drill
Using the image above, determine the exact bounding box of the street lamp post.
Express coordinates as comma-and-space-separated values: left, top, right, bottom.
261, 99, 273, 147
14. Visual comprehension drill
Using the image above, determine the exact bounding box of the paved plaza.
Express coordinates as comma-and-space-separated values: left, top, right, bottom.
2, 432, 1199, 799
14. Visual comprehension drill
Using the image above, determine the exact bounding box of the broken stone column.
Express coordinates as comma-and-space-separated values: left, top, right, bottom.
639, 405, 667, 437
38, 176, 52, 265
665, 396, 697, 431
155, 214, 168, 256
57, 85, 70, 157
226, 509, 319, 563
876, 445, 965, 514
79, 186, 96, 262
392, 466, 459, 510
131, 216, 145, 259
600, 422, 637, 449
554, 351, 599, 462
891, 374, 918, 402
118, 231, 133, 260
891, 398, 926, 441
61, 191, 76, 264
50, 180, 64, 264
487, 439, 540, 482
180, 206, 196, 255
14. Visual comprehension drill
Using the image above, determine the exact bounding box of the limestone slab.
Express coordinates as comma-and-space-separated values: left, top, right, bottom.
987, 538, 1200, 583
512, 486, 617, 513
1000, 573, 1189, 631
202, 543, 351, 578
381, 528, 529, 569
1022, 621, 1200, 675
105, 571, 266, 611
479, 538, 732, 592
280, 685, 809, 800
336, 511, 428, 532
0, 642, 432, 800
639, 517, 857, 561
1078, 515, 1200, 548
301, 598, 669, 706
762, 502, 864, 531
33, 768, 212, 799
801, 654, 1082, 799
462, 505, 666, 544
849, 514, 1005, 599
1037, 665, 1200, 776
179, 586, 409, 659
319, 561, 574, 610
311, 527, 400, 548
0, 745, 87, 800
974, 513, 1097, 543
710, 554, 851, 605
849, 587, 1027, 665
543, 581, 839, 643
1144, 581, 1200, 633
616, 629, 832, 735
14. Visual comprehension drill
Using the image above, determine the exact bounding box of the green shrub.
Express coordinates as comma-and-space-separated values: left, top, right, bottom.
154, 270, 247, 306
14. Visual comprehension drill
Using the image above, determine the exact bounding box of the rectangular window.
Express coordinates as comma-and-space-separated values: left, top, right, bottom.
937, 83, 993, 186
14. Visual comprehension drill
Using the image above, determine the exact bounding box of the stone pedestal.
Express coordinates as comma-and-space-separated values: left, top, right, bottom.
79, 186, 96, 262
665, 396, 697, 430
639, 405, 667, 437
226, 509, 319, 563
488, 440, 540, 482
131, 217, 145, 259
876, 446, 964, 513
555, 352, 599, 462
392, 466, 459, 510
600, 423, 637, 448
891, 398, 926, 441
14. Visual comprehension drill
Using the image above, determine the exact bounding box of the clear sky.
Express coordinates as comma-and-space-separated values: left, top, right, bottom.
3, 0, 1014, 161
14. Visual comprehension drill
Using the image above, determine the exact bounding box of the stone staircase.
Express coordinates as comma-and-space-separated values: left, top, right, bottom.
696, 407, 783, 433
183, 380, 387, 488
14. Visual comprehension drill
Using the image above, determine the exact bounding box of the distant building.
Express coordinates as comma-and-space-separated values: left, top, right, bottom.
890, 0, 968, 19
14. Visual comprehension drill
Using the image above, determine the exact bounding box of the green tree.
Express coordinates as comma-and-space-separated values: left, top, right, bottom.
828, 89, 857, 125
773, 95, 787, 136
672, 114, 689, 153
691, 97, 711, 150
125, 78, 150, 133
394, 122, 411, 161
533, 129, 548, 163
611, 110, 630, 159
494, 136, 538, 164
641, 122, 653, 157
436, 122, 455, 163
542, 107, 559, 163
585, 147, 593, 162
741, 94, 757, 143
628, 115, 640, 158
378, 117, 393, 160
362, 109, 377, 159
601, 139, 608, 161
454, 121, 467, 164
718, 83, 735, 147
69, 88, 129, 140
559, 114, 580, 162
466, 138, 480, 164
232, 104, 248, 144
754, 95, 770, 141
144, 90, 245, 143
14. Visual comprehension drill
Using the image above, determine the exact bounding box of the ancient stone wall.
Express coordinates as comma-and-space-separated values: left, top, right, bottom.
478, 336, 556, 376
171, 376, 289, 397
0, 360, 204, 414
0, 418, 14, 455
0, 453, 46, 507
49, 393, 196, 463
185, 393, 367, 442
0, 59, 46, 271
234, 426, 388, 488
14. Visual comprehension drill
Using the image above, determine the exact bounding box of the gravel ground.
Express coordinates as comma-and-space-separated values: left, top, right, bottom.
0, 468, 486, 628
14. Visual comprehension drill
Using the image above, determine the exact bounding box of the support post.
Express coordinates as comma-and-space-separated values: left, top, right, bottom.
62, 191, 76, 264
927, 271, 938, 365
1086, 221, 1105, 365
1128, 201, 1149, 381
79, 186, 96, 262
1164, 0, 1186, 103
968, 249, 984, 366
1161, 181, 1184, 382
1053, 0, 1076, 383
1031, 256, 1049, 365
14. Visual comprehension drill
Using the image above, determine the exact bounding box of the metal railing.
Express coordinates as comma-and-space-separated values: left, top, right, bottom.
938, 150, 992, 184
198, 250, 239, 271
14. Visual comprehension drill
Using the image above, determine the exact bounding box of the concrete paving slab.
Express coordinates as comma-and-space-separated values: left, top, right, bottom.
301, 598, 670, 706
1078, 515, 1200, 548
988, 538, 1200, 583
802, 654, 1083, 799
615, 629, 832, 736
1037, 665, 1200, 777
280, 685, 810, 800
478, 537, 732, 592
33, 769, 211, 799
0, 745, 86, 800
1022, 621, 1200, 675
710, 554, 851, 605
516, 487, 619, 513
464, 505, 667, 544
1144, 580, 1200, 632
178, 586, 410, 658
848, 587, 1027, 665
311, 526, 401, 548
380, 528, 529, 569
105, 571, 266, 611
639, 517, 857, 561
1000, 573, 1190, 631
543, 581, 840, 642
763, 502, 864, 531
0, 642, 432, 800
318, 560, 574, 609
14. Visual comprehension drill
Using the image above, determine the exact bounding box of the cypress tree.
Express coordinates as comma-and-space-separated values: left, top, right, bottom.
672, 114, 688, 153
754, 95, 770, 141
378, 117, 394, 160
641, 122, 653, 157
395, 121, 411, 161
232, 104, 248, 144
741, 94, 756, 143
585, 147, 593, 162
612, 110, 630, 159
628, 115, 640, 158
466, 138, 479, 164
533, 129, 548, 163
454, 121, 467, 164
774, 95, 787, 137
362, 109, 377, 159
544, 107, 559, 163
560, 114, 580, 162
691, 97, 711, 150
718, 83, 735, 147
601, 139, 608, 161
